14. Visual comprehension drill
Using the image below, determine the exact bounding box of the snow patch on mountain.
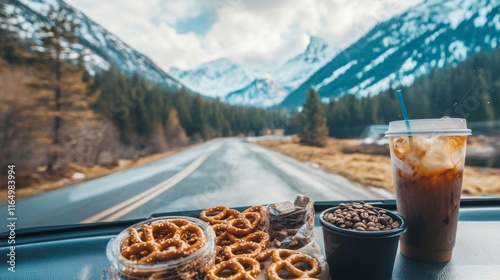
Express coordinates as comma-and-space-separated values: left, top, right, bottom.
449, 41, 468, 61
169, 58, 253, 98
315, 60, 357, 90
273, 36, 336, 92
224, 76, 287, 107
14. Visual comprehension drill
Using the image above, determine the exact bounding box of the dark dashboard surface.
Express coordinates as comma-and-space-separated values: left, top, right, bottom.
1, 199, 500, 280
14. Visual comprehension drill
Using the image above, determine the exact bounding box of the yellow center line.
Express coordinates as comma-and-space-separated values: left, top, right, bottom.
79, 152, 211, 223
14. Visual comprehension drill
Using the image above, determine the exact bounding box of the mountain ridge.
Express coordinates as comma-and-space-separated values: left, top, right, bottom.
6, 0, 183, 88
170, 35, 335, 107
281, 0, 500, 107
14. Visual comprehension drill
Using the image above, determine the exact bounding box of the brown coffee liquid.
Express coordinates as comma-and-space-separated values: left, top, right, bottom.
390, 136, 466, 262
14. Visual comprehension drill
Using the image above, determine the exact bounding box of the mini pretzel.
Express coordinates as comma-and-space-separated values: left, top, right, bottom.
224, 241, 263, 259
207, 257, 261, 280
226, 217, 254, 235
243, 205, 264, 214
179, 223, 205, 254
256, 249, 298, 262
228, 231, 269, 250
212, 224, 234, 246
121, 219, 205, 264
267, 253, 321, 280
200, 206, 240, 225
239, 212, 261, 229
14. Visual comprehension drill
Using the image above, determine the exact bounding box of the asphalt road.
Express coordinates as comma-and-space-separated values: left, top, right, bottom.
0, 138, 391, 229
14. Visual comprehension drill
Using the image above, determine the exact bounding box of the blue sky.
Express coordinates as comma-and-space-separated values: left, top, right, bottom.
65, 0, 421, 72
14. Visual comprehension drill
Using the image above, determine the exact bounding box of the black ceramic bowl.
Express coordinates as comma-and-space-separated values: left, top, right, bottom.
320, 206, 406, 280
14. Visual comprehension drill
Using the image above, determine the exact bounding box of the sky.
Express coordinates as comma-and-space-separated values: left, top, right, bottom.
64, 0, 422, 73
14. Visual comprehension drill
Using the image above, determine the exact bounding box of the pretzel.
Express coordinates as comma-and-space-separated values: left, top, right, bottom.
242, 205, 264, 214
207, 257, 261, 280
200, 206, 240, 225
212, 224, 233, 246
224, 241, 263, 259
267, 253, 321, 280
256, 249, 298, 263
121, 219, 205, 264
226, 217, 255, 235
228, 231, 269, 250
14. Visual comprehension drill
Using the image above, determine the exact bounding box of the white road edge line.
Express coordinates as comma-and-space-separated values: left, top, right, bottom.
80, 152, 211, 223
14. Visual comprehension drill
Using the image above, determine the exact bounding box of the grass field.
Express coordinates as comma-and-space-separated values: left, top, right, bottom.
257, 137, 500, 197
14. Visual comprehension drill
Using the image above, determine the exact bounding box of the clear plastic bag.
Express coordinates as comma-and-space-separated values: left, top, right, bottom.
268, 194, 315, 249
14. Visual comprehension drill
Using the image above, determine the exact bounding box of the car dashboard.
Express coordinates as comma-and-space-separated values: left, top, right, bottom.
1, 198, 500, 280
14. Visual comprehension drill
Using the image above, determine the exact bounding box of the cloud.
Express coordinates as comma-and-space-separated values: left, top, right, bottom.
65, 0, 422, 72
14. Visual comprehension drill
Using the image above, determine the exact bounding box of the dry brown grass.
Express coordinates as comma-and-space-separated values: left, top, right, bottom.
257, 137, 500, 197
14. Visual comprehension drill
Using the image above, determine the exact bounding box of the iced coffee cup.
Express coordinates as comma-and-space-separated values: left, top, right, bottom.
385, 118, 471, 262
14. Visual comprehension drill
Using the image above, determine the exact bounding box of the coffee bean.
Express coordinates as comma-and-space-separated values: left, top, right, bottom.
368, 215, 378, 222
324, 202, 401, 231
353, 203, 363, 209
353, 222, 367, 229
367, 227, 380, 231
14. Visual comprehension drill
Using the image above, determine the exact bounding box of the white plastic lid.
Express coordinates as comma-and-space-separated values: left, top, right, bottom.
385, 118, 471, 136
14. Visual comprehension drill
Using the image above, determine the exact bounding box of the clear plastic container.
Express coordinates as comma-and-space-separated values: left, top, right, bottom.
106, 216, 215, 279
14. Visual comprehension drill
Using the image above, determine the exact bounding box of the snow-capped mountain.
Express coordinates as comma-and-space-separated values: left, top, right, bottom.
171, 36, 335, 107
5, 0, 181, 88
224, 76, 287, 107
169, 58, 253, 98
281, 0, 500, 107
273, 36, 336, 93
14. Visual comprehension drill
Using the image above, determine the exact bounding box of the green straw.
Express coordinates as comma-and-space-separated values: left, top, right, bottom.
397, 89, 413, 144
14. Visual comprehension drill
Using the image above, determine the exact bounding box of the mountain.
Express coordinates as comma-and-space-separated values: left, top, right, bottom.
281, 0, 500, 107
174, 36, 335, 107
169, 58, 253, 98
273, 36, 336, 93
224, 76, 287, 107
5, 0, 182, 88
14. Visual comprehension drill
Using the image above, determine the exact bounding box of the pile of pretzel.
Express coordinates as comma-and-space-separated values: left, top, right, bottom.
200, 205, 321, 280
120, 219, 205, 263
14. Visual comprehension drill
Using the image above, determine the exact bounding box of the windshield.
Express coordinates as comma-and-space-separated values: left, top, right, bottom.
1, 0, 499, 231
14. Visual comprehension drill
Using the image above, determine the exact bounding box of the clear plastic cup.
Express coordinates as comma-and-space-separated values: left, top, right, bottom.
106, 216, 215, 279
385, 118, 471, 262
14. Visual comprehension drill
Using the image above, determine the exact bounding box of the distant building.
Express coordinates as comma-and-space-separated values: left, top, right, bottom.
360, 125, 389, 139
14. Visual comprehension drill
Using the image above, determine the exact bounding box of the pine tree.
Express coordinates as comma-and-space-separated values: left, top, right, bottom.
0, 0, 21, 62
165, 108, 187, 147
299, 89, 329, 147
32, 5, 93, 172
191, 95, 210, 140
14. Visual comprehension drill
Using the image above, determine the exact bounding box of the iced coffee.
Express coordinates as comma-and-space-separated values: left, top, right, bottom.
386, 118, 471, 262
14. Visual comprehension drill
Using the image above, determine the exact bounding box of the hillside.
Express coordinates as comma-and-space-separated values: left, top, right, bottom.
6, 0, 182, 87
281, 0, 500, 107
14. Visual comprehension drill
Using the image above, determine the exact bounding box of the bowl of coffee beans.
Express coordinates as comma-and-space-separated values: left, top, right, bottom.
320, 201, 406, 280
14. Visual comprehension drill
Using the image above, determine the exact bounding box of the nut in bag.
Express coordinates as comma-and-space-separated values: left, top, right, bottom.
268, 194, 314, 249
